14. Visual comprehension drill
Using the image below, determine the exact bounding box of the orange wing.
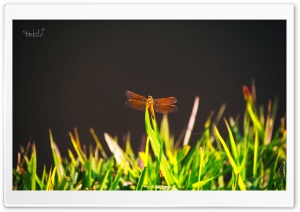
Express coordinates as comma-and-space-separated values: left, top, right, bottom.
124, 91, 147, 102
153, 97, 177, 105
125, 99, 147, 111
153, 104, 178, 113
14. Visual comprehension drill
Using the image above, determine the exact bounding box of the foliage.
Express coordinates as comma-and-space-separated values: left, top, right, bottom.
13, 85, 286, 190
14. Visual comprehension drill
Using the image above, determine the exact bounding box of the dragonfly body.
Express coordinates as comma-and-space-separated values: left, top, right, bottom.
125, 91, 178, 119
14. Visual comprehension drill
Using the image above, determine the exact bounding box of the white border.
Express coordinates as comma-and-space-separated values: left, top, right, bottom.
3, 4, 294, 207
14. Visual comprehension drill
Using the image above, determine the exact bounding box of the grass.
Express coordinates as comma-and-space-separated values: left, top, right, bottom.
13, 84, 286, 190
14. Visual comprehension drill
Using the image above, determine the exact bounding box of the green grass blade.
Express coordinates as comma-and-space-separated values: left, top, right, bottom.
40, 165, 47, 190
136, 167, 148, 190
68, 172, 79, 190
69, 131, 87, 165
266, 152, 279, 190
246, 103, 264, 140
144, 109, 175, 186
192, 173, 221, 189
178, 140, 200, 185
125, 132, 135, 160
45, 166, 56, 190
160, 114, 171, 152
68, 149, 77, 166
155, 134, 164, 185
224, 118, 239, 167
28, 143, 37, 190
213, 125, 246, 190
83, 159, 92, 188
99, 159, 114, 190
90, 128, 108, 159
197, 147, 204, 190
145, 136, 150, 167
109, 165, 123, 190
253, 130, 259, 178
176, 145, 190, 164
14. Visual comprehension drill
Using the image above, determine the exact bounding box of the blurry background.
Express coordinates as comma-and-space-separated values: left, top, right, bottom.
13, 20, 286, 173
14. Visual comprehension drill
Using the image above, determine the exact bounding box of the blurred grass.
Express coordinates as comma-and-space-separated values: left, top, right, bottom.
13, 84, 286, 190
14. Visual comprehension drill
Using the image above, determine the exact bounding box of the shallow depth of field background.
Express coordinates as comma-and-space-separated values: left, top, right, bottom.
13, 20, 286, 173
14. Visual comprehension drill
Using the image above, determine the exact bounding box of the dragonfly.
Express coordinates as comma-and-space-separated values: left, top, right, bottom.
124, 90, 178, 119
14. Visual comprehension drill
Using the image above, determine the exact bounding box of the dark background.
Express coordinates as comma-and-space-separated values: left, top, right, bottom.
13, 20, 286, 173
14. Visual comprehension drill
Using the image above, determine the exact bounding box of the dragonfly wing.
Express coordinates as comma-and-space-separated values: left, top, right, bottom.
153, 97, 177, 105
125, 100, 147, 111
124, 91, 147, 102
154, 105, 178, 113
